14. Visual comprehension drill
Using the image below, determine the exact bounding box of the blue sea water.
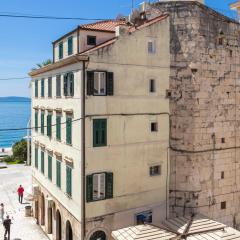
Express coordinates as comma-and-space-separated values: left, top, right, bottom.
0, 101, 31, 148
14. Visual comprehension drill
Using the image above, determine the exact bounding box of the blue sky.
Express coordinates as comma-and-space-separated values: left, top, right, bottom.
0, 0, 236, 97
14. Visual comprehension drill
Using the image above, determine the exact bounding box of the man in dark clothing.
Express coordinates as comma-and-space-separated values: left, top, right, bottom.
3, 215, 11, 240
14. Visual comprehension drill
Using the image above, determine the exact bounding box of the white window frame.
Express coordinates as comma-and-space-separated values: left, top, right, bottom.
93, 173, 106, 201
93, 72, 106, 96
148, 40, 156, 54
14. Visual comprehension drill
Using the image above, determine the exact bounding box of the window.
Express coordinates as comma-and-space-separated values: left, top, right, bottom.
150, 165, 161, 176
221, 171, 224, 179
68, 36, 73, 55
136, 211, 152, 225
221, 201, 226, 210
66, 116, 72, 145
87, 71, 114, 96
86, 172, 113, 202
48, 155, 52, 181
41, 112, 44, 134
41, 151, 45, 174
35, 147, 38, 169
56, 75, 61, 97
87, 35, 96, 46
48, 77, 52, 98
56, 160, 61, 188
35, 80, 38, 98
56, 115, 61, 141
149, 79, 156, 93
93, 119, 107, 147
47, 114, 52, 137
90, 231, 106, 240
35, 111, 38, 132
66, 166, 72, 197
59, 42, 63, 59
41, 79, 45, 97
221, 138, 225, 143
151, 122, 158, 132
148, 40, 156, 54
64, 72, 74, 97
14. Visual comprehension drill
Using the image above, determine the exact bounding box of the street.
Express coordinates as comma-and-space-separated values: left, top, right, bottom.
0, 164, 48, 240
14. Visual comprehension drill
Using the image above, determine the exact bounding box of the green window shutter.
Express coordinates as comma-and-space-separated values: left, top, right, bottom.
106, 72, 114, 96
93, 119, 107, 147
41, 151, 45, 174
66, 166, 72, 196
56, 75, 61, 97
68, 37, 73, 55
48, 77, 52, 98
69, 73, 74, 96
105, 172, 113, 199
86, 175, 93, 202
35, 112, 38, 132
41, 79, 44, 97
87, 71, 94, 95
35, 80, 38, 98
48, 155, 52, 181
35, 148, 38, 169
59, 42, 63, 59
41, 113, 44, 134
66, 117, 72, 145
56, 161, 61, 188
64, 74, 68, 96
47, 115, 52, 137
56, 116, 61, 141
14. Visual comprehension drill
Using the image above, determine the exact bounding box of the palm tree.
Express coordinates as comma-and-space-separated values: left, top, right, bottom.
32, 59, 52, 71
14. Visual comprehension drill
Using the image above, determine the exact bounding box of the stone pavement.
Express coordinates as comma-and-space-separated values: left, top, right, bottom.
0, 164, 48, 240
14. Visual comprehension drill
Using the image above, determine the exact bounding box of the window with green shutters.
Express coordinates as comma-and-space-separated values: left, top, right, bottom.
41, 112, 44, 134
41, 151, 45, 174
56, 75, 61, 97
35, 147, 38, 169
56, 160, 61, 188
47, 114, 52, 137
66, 117, 72, 145
48, 77, 52, 98
35, 111, 38, 132
48, 155, 52, 181
35, 80, 38, 98
66, 166, 72, 197
68, 36, 73, 55
56, 115, 61, 141
93, 119, 107, 147
59, 42, 63, 59
86, 172, 113, 202
41, 78, 44, 97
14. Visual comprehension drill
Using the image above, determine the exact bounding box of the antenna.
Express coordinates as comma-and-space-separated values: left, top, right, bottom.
131, 0, 134, 13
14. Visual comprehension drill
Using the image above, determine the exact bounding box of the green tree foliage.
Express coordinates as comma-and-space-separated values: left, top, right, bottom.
31, 59, 52, 71
12, 139, 28, 163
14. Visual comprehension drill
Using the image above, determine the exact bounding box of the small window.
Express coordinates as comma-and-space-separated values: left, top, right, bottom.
151, 122, 158, 132
47, 114, 52, 138
56, 115, 61, 141
48, 77, 52, 98
41, 151, 45, 174
35, 147, 38, 169
59, 42, 63, 59
87, 35, 96, 46
150, 165, 161, 176
56, 160, 61, 188
148, 40, 156, 54
136, 210, 152, 225
221, 201, 226, 210
41, 112, 44, 134
34, 111, 38, 132
229, 49, 233, 57
68, 36, 73, 56
149, 79, 156, 93
221, 138, 225, 143
66, 166, 72, 197
94, 72, 106, 96
34, 80, 38, 98
41, 79, 45, 97
56, 75, 61, 97
66, 116, 72, 145
48, 155, 52, 181
93, 173, 106, 201
64, 72, 74, 97
221, 171, 224, 179
93, 119, 107, 147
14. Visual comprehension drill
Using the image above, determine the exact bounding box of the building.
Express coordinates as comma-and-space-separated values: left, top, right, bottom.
29, 10, 170, 240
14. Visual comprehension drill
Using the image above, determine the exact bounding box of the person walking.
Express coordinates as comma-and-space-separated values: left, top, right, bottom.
3, 215, 12, 240
0, 203, 4, 223
17, 185, 24, 204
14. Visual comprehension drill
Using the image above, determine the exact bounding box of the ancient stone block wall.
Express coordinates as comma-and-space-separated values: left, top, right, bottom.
154, 1, 240, 227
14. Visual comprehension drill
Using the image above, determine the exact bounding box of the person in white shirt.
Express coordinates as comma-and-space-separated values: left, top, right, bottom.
0, 203, 4, 223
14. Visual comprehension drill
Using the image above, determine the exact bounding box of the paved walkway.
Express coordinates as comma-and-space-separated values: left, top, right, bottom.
0, 164, 48, 240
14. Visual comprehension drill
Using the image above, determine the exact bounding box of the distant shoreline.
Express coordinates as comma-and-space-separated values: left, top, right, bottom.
0, 96, 30, 103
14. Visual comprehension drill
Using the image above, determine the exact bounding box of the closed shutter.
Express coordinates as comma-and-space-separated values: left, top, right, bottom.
105, 172, 113, 199
41, 151, 44, 174
106, 72, 114, 95
35, 112, 38, 132
59, 42, 63, 59
48, 77, 52, 98
86, 175, 93, 202
64, 74, 68, 96
66, 117, 72, 145
56, 161, 61, 188
41, 79, 44, 97
87, 71, 94, 95
93, 119, 107, 147
35, 148, 38, 169
56, 116, 61, 140
56, 75, 61, 97
68, 37, 73, 55
47, 115, 52, 137
66, 166, 72, 196
48, 155, 52, 180
35, 80, 38, 98
70, 73, 74, 96
41, 113, 44, 134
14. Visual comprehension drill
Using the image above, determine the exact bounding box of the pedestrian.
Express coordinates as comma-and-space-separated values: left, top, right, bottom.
3, 215, 11, 240
17, 185, 24, 204
0, 203, 4, 223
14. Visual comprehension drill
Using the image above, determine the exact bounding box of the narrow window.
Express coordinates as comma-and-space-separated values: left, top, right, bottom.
48, 77, 52, 98
64, 72, 74, 97
56, 115, 61, 141
66, 166, 72, 197
93, 119, 107, 147
136, 211, 152, 225
41, 79, 45, 97
41, 151, 45, 174
41, 112, 44, 134
149, 79, 156, 93
47, 114, 52, 138
56, 75, 61, 97
35, 80, 38, 98
148, 40, 156, 54
230, 49, 233, 57
68, 36, 73, 55
48, 155, 52, 181
150, 165, 161, 176
221, 138, 225, 143
56, 160, 61, 188
151, 122, 158, 132
66, 116, 72, 145
221, 201, 226, 210
221, 171, 224, 179
59, 42, 63, 59
94, 72, 106, 95
35, 111, 38, 132
35, 147, 38, 169
87, 35, 96, 46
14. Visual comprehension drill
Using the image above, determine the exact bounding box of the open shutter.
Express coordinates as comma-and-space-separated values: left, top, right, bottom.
106, 72, 114, 96
87, 71, 94, 95
86, 175, 93, 202
105, 172, 113, 199
64, 74, 68, 96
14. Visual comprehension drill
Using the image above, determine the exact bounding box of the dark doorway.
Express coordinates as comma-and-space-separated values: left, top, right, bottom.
66, 220, 73, 240
56, 210, 62, 240
40, 194, 45, 225
90, 231, 106, 240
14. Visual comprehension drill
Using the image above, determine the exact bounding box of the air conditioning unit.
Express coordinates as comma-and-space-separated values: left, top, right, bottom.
33, 185, 40, 197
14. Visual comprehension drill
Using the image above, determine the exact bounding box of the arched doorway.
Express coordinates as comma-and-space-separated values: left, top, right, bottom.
47, 207, 53, 234
40, 194, 45, 225
90, 231, 106, 240
56, 210, 62, 240
66, 220, 73, 240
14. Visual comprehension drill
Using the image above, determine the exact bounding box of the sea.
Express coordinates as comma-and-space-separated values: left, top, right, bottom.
0, 100, 31, 148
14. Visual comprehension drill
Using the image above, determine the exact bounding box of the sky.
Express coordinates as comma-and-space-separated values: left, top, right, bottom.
0, 0, 236, 97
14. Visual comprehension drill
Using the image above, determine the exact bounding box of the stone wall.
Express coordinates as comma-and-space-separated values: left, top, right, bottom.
154, 1, 240, 227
